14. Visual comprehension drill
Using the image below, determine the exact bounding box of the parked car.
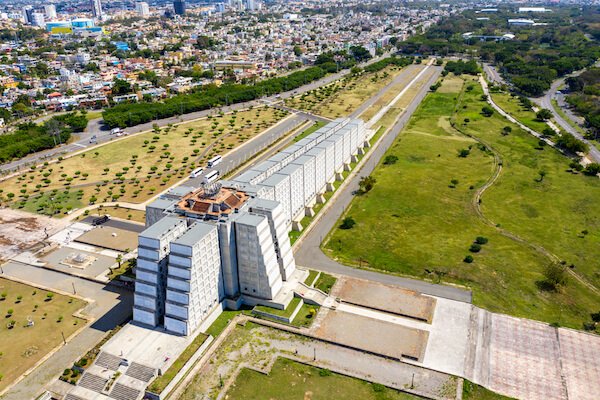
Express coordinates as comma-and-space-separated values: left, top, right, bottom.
92, 215, 110, 226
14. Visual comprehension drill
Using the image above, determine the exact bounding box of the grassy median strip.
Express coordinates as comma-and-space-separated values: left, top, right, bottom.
148, 332, 209, 394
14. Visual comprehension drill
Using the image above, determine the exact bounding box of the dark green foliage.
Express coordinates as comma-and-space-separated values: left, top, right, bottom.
583, 163, 600, 176
340, 217, 356, 230
475, 236, 488, 245
0, 113, 87, 163
444, 60, 480, 75
555, 132, 589, 154
463, 255, 474, 263
481, 106, 494, 117
469, 243, 482, 253
383, 155, 398, 165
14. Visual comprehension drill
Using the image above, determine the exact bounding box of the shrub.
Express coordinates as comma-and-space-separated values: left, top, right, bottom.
469, 243, 482, 253
383, 155, 398, 165
463, 255, 474, 263
458, 149, 470, 158
481, 106, 494, 117
319, 369, 332, 377
475, 236, 488, 245
340, 217, 356, 230
543, 263, 568, 289
46, 293, 54, 301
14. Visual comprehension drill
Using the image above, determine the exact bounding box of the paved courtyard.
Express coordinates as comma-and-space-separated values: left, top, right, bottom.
75, 226, 138, 252
39, 247, 115, 279
333, 277, 436, 322
558, 328, 600, 400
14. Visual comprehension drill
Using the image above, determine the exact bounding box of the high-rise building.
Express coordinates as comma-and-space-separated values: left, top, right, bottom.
136, 1, 150, 17
134, 118, 367, 336
173, 0, 186, 16
22, 6, 34, 24
31, 12, 45, 27
44, 5, 57, 20
90, 0, 103, 19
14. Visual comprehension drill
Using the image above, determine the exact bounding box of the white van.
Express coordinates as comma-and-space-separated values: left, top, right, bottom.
190, 167, 204, 178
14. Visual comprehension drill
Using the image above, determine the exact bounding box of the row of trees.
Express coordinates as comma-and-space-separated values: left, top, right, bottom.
566, 68, 600, 135
103, 55, 406, 129
0, 113, 88, 163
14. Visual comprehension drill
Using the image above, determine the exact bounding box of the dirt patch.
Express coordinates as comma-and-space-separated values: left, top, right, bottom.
314, 311, 429, 361
332, 277, 436, 323
0, 208, 67, 261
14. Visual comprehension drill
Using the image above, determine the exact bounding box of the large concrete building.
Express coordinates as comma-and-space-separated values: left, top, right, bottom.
134, 118, 367, 336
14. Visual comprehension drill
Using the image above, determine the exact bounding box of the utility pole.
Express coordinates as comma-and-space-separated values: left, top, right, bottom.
61, 331, 66, 345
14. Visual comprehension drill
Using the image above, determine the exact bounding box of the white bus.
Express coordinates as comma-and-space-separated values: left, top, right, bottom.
189, 167, 204, 178
207, 155, 222, 168
203, 170, 219, 184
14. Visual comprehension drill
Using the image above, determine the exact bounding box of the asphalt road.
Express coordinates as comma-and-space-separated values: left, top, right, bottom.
186, 113, 310, 187
293, 65, 472, 303
0, 53, 391, 175
533, 77, 600, 163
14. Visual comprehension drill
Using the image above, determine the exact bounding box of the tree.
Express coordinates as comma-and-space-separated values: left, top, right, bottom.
469, 243, 481, 253
583, 163, 600, 176
463, 255, 474, 263
536, 109, 553, 121
340, 216, 356, 230
502, 126, 512, 136
543, 263, 567, 290
458, 148, 470, 158
481, 106, 494, 117
112, 78, 132, 96
358, 175, 376, 193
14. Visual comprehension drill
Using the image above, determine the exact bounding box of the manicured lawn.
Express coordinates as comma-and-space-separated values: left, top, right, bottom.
148, 332, 209, 394
324, 76, 600, 329
254, 297, 301, 318
291, 304, 320, 328
204, 309, 243, 338
304, 270, 320, 286
3, 107, 286, 216
294, 120, 327, 142
0, 278, 87, 391
314, 273, 337, 294
463, 380, 514, 400
226, 357, 419, 400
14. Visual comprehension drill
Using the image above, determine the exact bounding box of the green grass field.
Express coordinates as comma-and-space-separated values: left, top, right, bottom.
0, 278, 86, 391
294, 120, 327, 142
490, 92, 550, 133
463, 380, 514, 400
324, 76, 600, 328
226, 357, 418, 400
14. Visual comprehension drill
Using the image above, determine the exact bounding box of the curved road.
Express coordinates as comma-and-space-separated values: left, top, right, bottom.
533, 77, 600, 163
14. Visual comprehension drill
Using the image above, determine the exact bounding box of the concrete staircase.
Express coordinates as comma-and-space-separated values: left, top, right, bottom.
125, 362, 156, 382
295, 282, 330, 307
109, 382, 142, 400
78, 372, 108, 393
63, 394, 86, 400
95, 351, 123, 371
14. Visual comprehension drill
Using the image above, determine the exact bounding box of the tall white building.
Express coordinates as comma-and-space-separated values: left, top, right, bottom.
44, 5, 57, 20
31, 12, 45, 27
90, 0, 103, 19
136, 2, 150, 17
135, 118, 366, 336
